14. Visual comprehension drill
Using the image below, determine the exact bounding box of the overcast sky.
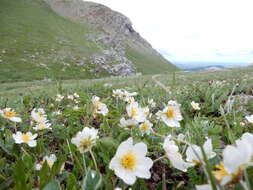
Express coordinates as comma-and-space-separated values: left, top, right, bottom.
87, 0, 253, 66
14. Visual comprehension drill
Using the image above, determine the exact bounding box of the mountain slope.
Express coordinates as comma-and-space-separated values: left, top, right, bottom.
0, 0, 178, 82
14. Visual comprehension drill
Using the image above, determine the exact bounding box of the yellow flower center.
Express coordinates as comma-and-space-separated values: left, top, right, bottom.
213, 163, 229, 181
140, 124, 149, 131
47, 161, 54, 168
79, 137, 94, 151
131, 108, 139, 117
4, 111, 16, 118
21, 134, 31, 143
121, 152, 137, 170
38, 123, 45, 130
166, 109, 175, 118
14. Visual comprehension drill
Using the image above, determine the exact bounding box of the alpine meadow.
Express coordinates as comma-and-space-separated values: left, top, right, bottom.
1, 0, 253, 190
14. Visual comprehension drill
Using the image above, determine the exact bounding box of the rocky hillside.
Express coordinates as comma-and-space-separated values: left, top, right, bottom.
0, 0, 178, 82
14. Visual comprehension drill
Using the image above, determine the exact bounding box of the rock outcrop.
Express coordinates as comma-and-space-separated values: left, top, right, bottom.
44, 0, 168, 76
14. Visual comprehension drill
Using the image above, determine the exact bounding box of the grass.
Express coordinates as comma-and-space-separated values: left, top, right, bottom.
0, 66, 253, 189
0, 0, 178, 83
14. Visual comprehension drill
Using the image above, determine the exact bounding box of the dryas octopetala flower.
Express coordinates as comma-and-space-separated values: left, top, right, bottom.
119, 118, 138, 130
245, 115, 253, 124
126, 102, 146, 122
139, 120, 153, 135
0, 108, 22, 122
196, 184, 212, 190
71, 127, 99, 153
109, 137, 153, 185
213, 133, 253, 185
186, 138, 216, 166
13, 131, 37, 147
55, 94, 64, 102
92, 96, 109, 117
67, 95, 74, 101
163, 136, 193, 172
73, 92, 80, 98
33, 121, 52, 131
124, 96, 135, 103
31, 108, 47, 123
35, 154, 57, 170
113, 89, 137, 100
191, 101, 201, 110
156, 101, 183, 128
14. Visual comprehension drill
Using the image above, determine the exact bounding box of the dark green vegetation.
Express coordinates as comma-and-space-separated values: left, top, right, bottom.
0, 0, 178, 83
0, 67, 253, 189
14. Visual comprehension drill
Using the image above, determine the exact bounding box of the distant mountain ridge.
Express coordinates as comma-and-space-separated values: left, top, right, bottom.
0, 0, 177, 82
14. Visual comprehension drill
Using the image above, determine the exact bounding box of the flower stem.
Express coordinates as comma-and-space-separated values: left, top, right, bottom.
82, 154, 87, 174
89, 149, 98, 171
154, 155, 166, 163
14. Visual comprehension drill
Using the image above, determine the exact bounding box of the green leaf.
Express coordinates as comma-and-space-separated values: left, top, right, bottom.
43, 179, 62, 190
66, 173, 77, 190
82, 169, 102, 190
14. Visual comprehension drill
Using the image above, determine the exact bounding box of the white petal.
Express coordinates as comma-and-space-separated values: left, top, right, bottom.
133, 142, 147, 157
28, 140, 37, 147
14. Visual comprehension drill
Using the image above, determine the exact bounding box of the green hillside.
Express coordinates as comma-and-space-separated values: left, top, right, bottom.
0, 0, 178, 83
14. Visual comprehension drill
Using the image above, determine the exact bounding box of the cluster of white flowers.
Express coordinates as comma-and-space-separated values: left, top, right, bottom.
55, 94, 64, 102
31, 108, 51, 131
162, 135, 216, 172
67, 92, 80, 104
92, 96, 109, 117
113, 89, 138, 103
36, 154, 57, 170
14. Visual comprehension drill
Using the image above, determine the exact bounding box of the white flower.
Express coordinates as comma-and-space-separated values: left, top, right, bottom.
55, 94, 64, 102
186, 138, 216, 165
126, 102, 146, 122
177, 133, 185, 141
0, 108, 22, 122
31, 108, 47, 123
156, 101, 183, 128
124, 91, 138, 97
73, 105, 79, 110
139, 120, 153, 135
67, 95, 74, 100
71, 127, 99, 153
113, 89, 137, 100
163, 136, 193, 172
109, 138, 153, 185
148, 99, 156, 108
53, 110, 62, 116
92, 96, 109, 117
191, 101, 201, 110
196, 184, 212, 190
103, 83, 112, 87
213, 133, 253, 185
246, 115, 253, 124
33, 121, 52, 131
73, 93, 80, 98
119, 118, 138, 130
124, 96, 135, 103
112, 89, 125, 98
13, 131, 37, 147
36, 154, 57, 170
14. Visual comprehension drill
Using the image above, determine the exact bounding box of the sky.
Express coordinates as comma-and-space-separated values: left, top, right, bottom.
87, 0, 253, 66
